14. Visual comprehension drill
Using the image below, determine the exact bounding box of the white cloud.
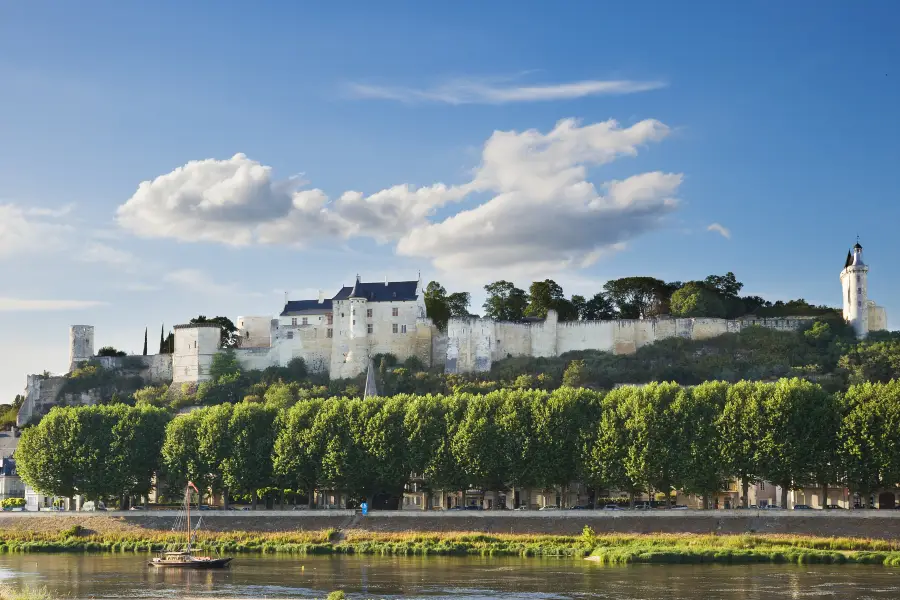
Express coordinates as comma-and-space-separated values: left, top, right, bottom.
0, 204, 72, 258
78, 242, 137, 269
117, 154, 467, 247
346, 77, 666, 105
115, 117, 681, 277
707, 223, 731, 239
397, 119, 680, 275
164, 269, 240, 295
0, 297, 107, 311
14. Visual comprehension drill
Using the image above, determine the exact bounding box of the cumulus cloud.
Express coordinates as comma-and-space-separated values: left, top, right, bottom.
707, 223, 731, 239
397, 119, 680, 273
347, 77, 666, 105
116, 117, 682, 276
0, 297, 107, 311
117, 154, 465, 246
0, 204, 72, 258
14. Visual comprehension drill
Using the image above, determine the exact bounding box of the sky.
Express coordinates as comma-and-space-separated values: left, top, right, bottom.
2, 1, 900, 401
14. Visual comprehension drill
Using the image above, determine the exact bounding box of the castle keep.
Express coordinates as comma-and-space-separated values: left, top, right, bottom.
17, 243, 889, 425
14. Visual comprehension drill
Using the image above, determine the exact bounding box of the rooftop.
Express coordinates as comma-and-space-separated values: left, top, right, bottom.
333, 280, 419, 303
280, 299, 334, 316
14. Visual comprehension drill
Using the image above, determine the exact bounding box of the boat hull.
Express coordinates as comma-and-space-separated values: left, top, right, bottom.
149, 557, 233, 569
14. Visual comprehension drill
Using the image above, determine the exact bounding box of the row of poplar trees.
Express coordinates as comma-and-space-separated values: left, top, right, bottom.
15, 378, 900, 509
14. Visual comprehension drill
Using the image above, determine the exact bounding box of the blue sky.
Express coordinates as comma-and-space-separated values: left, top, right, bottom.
2, 1, 900, 401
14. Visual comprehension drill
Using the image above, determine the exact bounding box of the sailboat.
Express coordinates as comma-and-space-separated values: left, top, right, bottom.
149, 481, 233, 569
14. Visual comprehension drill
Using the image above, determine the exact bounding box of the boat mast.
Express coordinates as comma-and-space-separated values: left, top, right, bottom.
185, 483, 191, 552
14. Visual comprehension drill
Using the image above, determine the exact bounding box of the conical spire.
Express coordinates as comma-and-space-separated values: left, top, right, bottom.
363, 358, 378, 399
349, 274, 361, 298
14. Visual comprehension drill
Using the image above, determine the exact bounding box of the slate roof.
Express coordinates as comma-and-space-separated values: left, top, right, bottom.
280, 299, 334, 316
333, 280, 419, 303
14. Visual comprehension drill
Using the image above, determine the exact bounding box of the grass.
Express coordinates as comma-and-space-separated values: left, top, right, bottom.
0, 586, 54, 600
2, 526, 900, 566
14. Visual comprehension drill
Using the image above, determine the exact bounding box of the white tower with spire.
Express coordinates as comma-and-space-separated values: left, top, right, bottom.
841, 240, 869, 338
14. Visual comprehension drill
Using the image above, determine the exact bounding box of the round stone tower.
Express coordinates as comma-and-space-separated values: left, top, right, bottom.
841, 241, 869, 338
68, 325, 95, 372
342, 276, 370, 378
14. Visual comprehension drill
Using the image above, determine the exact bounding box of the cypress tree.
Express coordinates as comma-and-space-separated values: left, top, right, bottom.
142, 327, 148, 356
159, 324, 165, 354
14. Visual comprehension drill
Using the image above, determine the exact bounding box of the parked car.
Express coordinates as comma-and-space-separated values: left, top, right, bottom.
538, 505, 559, 511
825, 504, 845, 509
761, 505, 782, 510
793, 504, 813, 510
128, 506, 144, 510
571, 505, 590, 510
81, 501, 106, 512
515, 506, 528, 510
671, 505, 689, 510
603, 504, 624, 511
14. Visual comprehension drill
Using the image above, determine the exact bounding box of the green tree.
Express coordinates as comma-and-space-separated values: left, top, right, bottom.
718, 381, 765, 507
602, 277, 671, 319
529, 388, 587, 494
162, 411, 211, 499
525, 280, 565, 319
223, 402, 277, 509
16, 408, 80, 499
263, 381, 299, 410
562, 360, 587, 387
424, 282, 452, 331
669, 282, 726, 318
197, 404, 234, 507
273, 399, 324, 508
482, 281, 529, 322
447, 292, 471, 318
452, 394, 510, 501
583, 387, 641, 506
758, 379, 835, 508
839, 339, 900, 385
580, 293, 616, 320
703, 272, 743, 298
621, 383, 689, 507
97, 347, 127, 357
209, 348, 242, 381
133, 385, 169, 407
839, 382, 900, 506
679, 382, 728, 508
110, 405, 168, 506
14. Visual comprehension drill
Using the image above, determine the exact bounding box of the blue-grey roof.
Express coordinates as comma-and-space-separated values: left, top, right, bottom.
280, 299, 333, 316
333, 280, 419, 302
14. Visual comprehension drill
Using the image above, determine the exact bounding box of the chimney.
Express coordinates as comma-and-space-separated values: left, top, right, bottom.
318, 289, 324, 303
385, 276, 388, 286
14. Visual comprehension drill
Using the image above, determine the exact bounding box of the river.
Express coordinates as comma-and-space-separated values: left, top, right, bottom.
0, 554, 899, 599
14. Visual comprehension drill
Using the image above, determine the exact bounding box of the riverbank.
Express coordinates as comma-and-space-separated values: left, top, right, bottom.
2, 522, 900, 566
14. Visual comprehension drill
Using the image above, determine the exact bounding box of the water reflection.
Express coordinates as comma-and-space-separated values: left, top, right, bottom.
0, 554, 898, 599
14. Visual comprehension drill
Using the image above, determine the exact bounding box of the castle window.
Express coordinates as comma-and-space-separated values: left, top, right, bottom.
286, 331, 293, 339
327, 329, 333, 338
302, 317, 308, 325
291, 318, 297, 326
367, 309, 372, 318
858, 301, 862, 307
858, 288, 862, 293
401, 325, 407, 333
327, 314, 333, 325
392, 307, 399, 317
367, 324, 373, 334
393, 324, 398, 334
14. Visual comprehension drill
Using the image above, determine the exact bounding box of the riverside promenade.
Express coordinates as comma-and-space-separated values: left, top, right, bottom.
3, 509, 900, 539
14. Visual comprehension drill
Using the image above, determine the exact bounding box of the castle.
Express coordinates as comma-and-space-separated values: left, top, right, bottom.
16, 242, 888, 425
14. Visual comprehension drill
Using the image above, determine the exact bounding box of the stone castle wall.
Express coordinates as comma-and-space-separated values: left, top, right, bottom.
445, 312, 818, 374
